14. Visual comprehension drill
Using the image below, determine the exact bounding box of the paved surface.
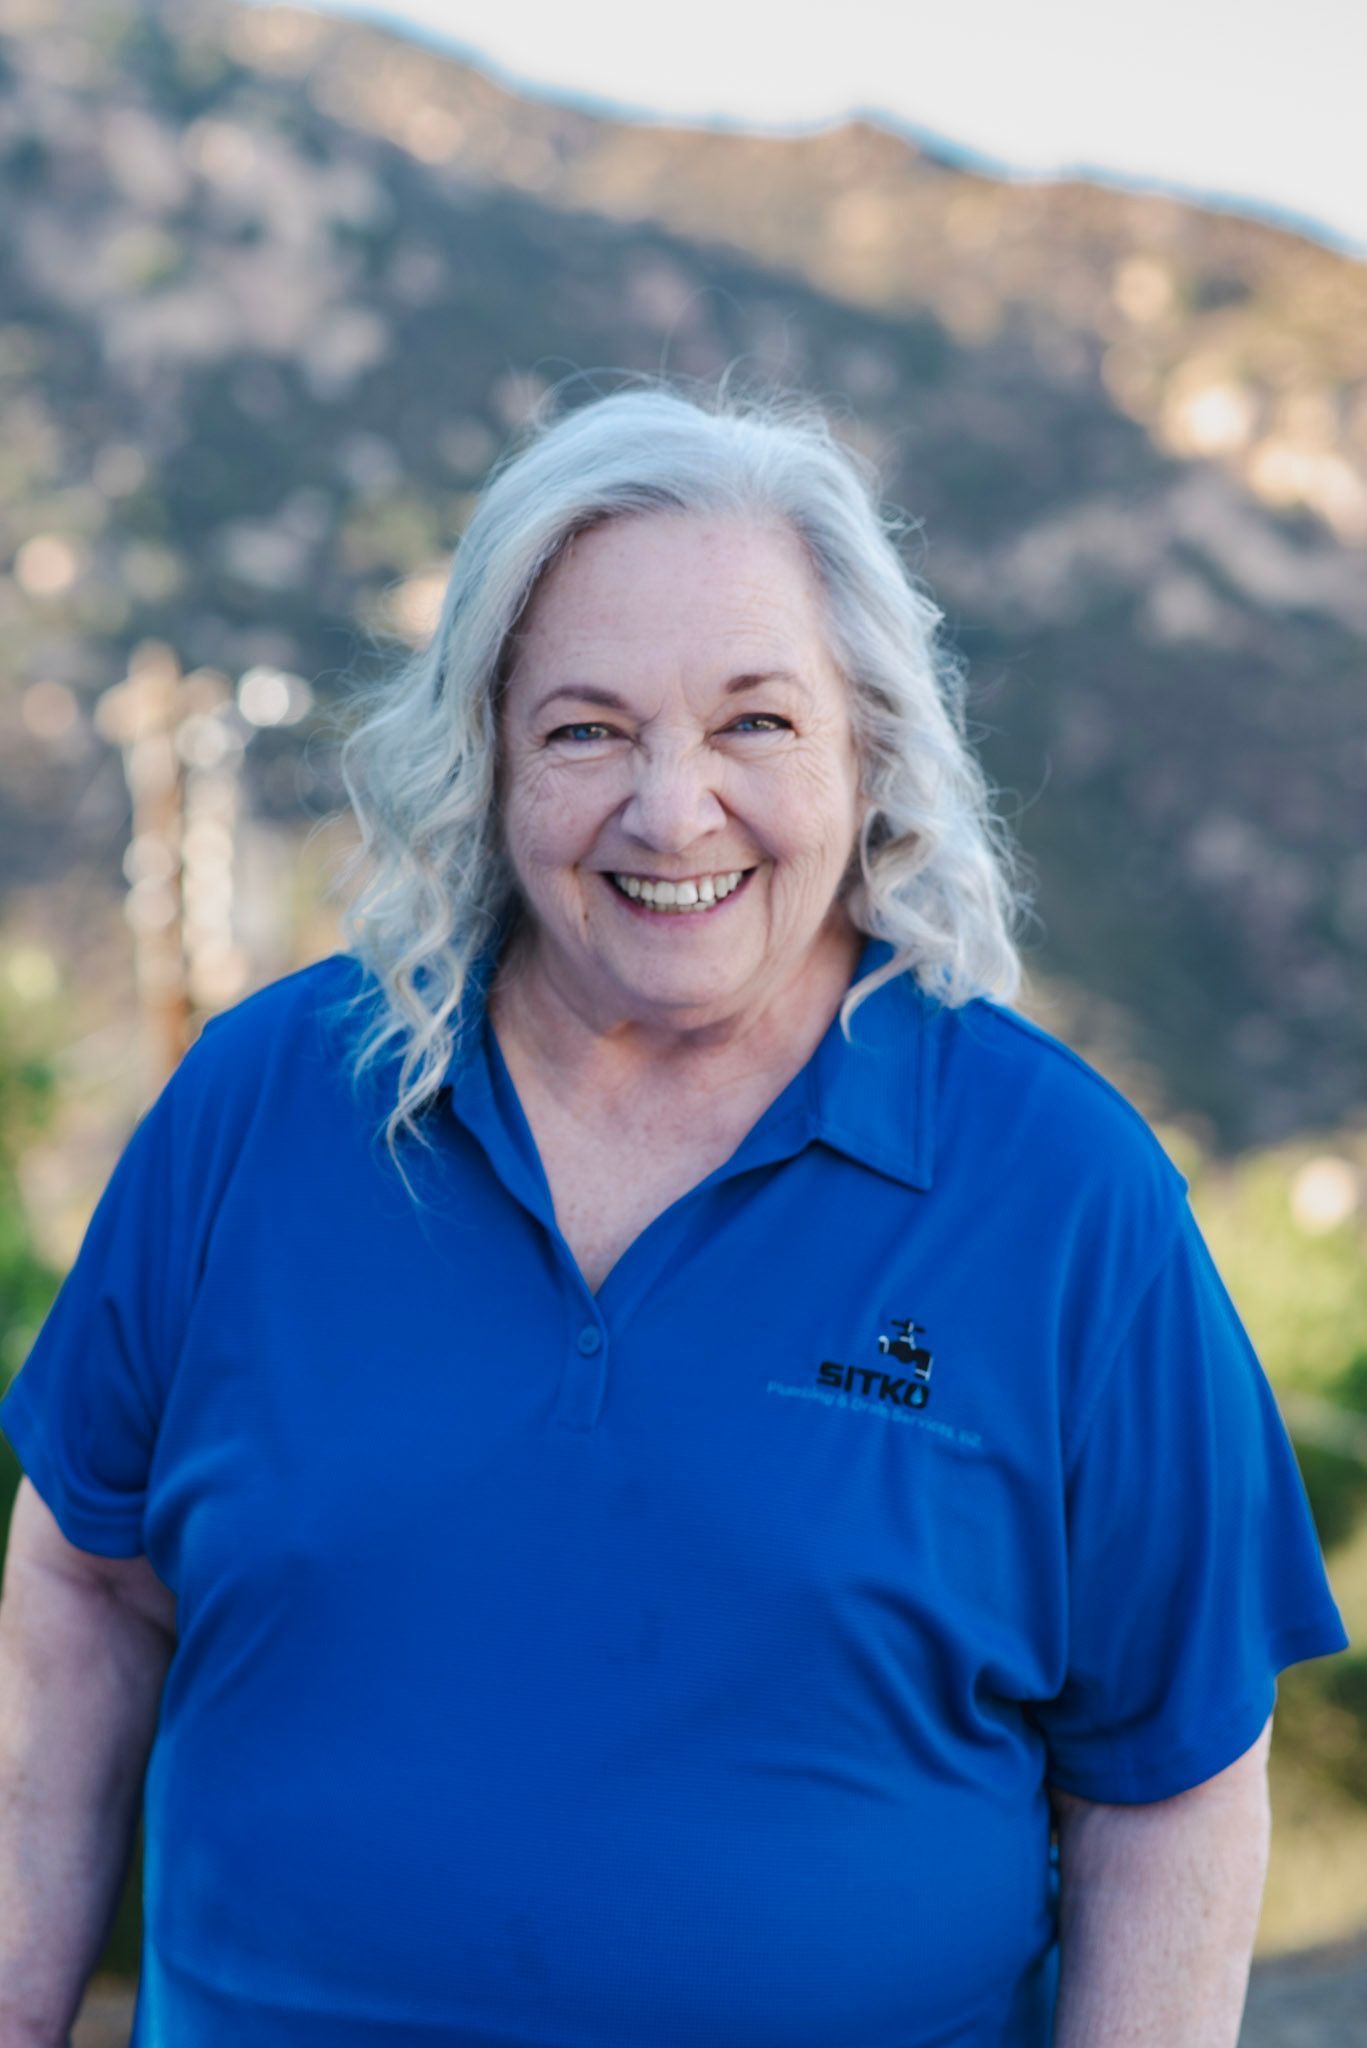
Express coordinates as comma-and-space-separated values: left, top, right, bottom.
1240, 1929, 1367, 2046
71, 1940, 1367, 2046
70, 1981, 137, 2048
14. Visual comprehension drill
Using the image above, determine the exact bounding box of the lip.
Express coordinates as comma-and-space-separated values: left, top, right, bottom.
598, 868, 757, 919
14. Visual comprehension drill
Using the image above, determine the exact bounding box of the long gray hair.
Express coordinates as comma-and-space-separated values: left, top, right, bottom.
322, 373, 1033, 1185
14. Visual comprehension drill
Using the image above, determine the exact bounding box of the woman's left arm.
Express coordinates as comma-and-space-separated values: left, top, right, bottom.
1050, 1713, 1273, 2048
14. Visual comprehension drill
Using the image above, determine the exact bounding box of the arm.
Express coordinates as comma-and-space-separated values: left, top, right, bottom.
1049, 1714, 1273, 2048
0, 1480, 177, 2048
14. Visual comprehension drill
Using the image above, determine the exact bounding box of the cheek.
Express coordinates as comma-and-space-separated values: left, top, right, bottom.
503, 759, 607, 871
741, 750, 859, 861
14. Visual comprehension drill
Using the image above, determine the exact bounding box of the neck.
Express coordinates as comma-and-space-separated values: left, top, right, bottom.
488, 907, 864, 1113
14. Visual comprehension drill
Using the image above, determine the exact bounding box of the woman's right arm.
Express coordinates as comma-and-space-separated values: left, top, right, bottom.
0, 1480, 175, 2048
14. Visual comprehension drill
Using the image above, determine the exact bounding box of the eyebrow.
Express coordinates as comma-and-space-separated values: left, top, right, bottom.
530, 671, 810, 718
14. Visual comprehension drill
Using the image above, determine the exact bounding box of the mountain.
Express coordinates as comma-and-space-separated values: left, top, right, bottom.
1, 0, 1364, 1149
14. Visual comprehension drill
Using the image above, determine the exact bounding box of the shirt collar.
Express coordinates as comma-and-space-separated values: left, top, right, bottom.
445, 921, 938, 1194
803, 934, 939, 1191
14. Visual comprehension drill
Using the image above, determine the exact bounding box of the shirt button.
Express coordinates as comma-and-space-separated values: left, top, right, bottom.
576, 1325, 602, 1356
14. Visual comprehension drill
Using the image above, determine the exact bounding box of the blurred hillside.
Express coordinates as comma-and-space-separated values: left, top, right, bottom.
0, 0, 1364, 1146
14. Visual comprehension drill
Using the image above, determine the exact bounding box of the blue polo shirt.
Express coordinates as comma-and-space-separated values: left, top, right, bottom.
1, 931, 1348, 2048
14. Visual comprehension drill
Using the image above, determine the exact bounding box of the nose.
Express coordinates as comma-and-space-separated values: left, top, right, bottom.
618, 738, 728, 853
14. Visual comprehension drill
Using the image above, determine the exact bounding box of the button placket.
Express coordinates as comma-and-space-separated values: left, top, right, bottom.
554, 1307, 609, 1433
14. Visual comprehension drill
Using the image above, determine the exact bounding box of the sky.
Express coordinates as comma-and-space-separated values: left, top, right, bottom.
260, 0, 1367, 258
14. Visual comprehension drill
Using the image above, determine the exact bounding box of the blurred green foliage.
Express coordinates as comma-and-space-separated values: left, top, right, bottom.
1177, 1128, 1367, 1822
1200, 1165, 1367, 1395
1181, 1131, 1367, 1550
1294, 1440, 1367, 1555
0, 986, 61, 1489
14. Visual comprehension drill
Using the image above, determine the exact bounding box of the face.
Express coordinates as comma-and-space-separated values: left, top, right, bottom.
495, 510, 864, 1033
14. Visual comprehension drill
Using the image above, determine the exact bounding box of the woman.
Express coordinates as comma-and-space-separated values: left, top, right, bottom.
0, 378, 1348, 2048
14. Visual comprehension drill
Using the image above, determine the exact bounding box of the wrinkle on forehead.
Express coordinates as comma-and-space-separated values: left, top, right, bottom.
504, 511, 845, 703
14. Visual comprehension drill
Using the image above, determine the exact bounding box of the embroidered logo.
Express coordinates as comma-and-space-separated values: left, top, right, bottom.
764, 1311, 983, 1449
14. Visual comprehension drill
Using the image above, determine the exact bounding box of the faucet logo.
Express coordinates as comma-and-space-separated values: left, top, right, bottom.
815, 1315, 934, 1410
877, 1317, 933, 1406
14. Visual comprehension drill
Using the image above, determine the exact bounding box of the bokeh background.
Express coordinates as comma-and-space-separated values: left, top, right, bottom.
0, 0, 1363, 2039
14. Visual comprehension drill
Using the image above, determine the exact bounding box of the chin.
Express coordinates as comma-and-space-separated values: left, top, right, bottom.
606, 950, 748, 1007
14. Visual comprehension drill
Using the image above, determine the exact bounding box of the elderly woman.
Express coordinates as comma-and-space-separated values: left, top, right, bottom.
0, 381, 1348, 2048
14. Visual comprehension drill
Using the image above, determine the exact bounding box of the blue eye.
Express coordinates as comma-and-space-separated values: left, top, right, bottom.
546, 714, 790, 744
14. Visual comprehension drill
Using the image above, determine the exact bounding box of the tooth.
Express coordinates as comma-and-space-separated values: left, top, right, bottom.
653, 881, 678, 905
675, 880, 699, 906
624, 876, 641, 897
638, 879, 658, 901
697, 877, 715, 903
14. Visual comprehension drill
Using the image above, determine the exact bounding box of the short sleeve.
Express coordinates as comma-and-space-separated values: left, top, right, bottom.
0, 1044, 206, 1559
1028, 1197, 1351, 1803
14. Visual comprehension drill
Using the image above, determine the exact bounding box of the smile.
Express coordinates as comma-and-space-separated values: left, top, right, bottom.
603, 868, 755, 914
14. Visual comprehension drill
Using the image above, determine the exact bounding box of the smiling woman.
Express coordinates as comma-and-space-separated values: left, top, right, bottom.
329, 375, 1026, 1186
0, 371, 1346, 2048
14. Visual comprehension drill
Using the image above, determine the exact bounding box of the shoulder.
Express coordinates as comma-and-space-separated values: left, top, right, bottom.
928, 988, 1188, 1252
161, 953, 376, 1144
937, 993, 1169, 1146
185, 952, 370, 1075
193, 950, 366, 1040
